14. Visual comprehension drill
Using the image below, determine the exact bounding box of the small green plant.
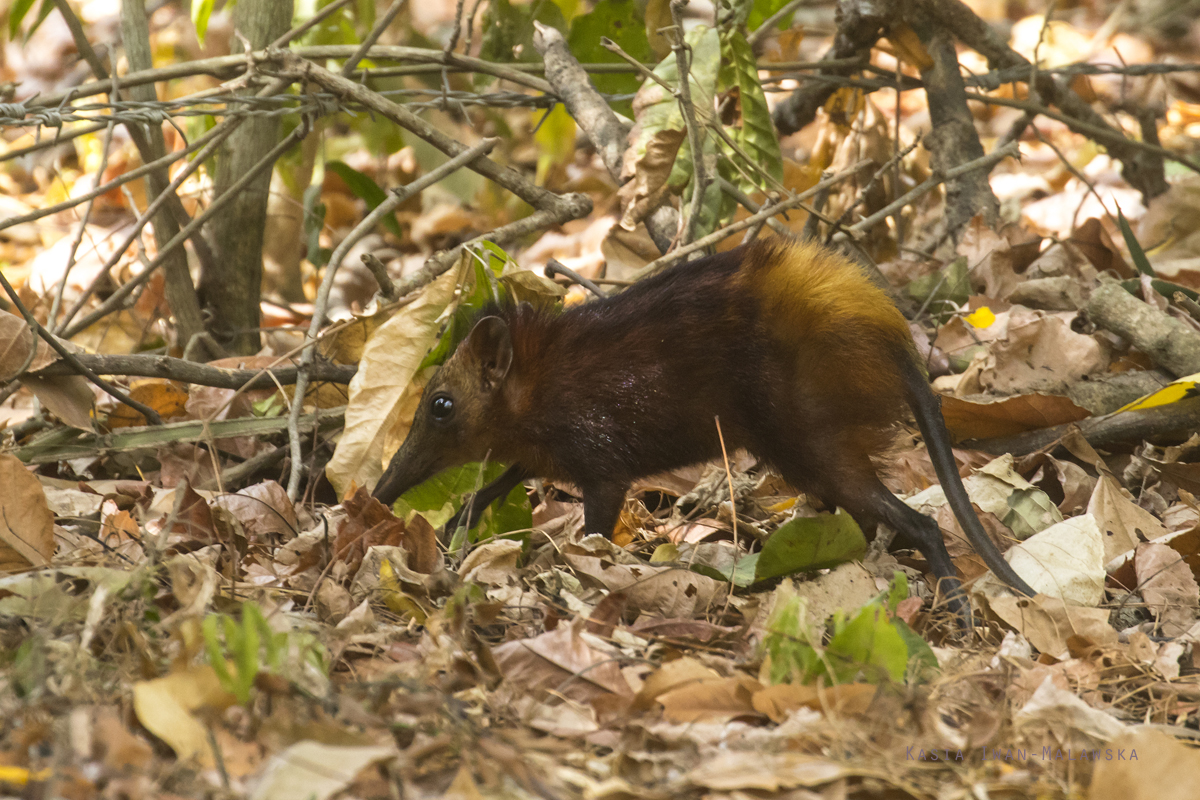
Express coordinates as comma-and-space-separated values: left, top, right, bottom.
202, 602, 325, 704
761, 572, 938, 686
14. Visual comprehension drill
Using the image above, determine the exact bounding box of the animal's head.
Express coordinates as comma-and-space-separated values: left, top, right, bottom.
373, 315, 513, 505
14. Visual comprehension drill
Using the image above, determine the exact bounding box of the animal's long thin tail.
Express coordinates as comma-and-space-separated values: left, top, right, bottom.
900, 356, 1037, 597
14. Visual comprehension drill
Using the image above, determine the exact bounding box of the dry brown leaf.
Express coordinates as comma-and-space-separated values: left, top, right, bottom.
1135, 542, 1200, 636
632, 656, 721, 711
657, 674, 763, 723
562, 550, 728, 618
326, 265, 459, 497
751, 682, 877, 722
1089, 729, 1200, 800
0, 453, 55, 569
108, 379, 189, 428
132, 666, 236, 767
687, 751, 851, 792
212, 481, 298, 541
491, 619, 634, 703
939, 392, 1091, 442
985, 594, 1116, 659
1088, 473, 1170, 565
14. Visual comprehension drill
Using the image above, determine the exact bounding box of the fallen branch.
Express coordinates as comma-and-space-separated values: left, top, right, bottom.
30, 354, 357, 390
1086, 280, 1200, 378
964, 397, 1200, 456
15, 408, 345, 465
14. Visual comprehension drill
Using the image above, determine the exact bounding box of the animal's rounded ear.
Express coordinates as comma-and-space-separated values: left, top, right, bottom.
465, 315, 512, 388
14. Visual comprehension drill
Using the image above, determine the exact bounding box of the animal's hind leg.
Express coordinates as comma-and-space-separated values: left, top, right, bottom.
826, 475, 969, 622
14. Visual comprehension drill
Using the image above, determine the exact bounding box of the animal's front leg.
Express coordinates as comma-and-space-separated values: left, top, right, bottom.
581, 482, 630, 538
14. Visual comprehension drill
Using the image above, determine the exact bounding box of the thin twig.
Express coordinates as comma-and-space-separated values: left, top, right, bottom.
0, 271, 163, 425
545, 259, 604, 298
843, 141, 1019, 236
31, 353, 356, 389
271, 0, 355, 49
342, 0, 406, 76
638, 161, 871, 277
671, 0, 707, 245
61, 123, 310, 340
361, 254, 398, 302
746, 0, 807, 47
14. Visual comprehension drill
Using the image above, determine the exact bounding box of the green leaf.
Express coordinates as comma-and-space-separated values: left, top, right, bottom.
302, 183, 327, 268
479, 0, 567, 67
326, 160, 403, 238
718, 29, 783, 189
1116, 207, 1155, 277
397, 461, 532, 544
760, 585, 821, 684
691, 551, 760, 586
192, 0, 216, 46
9, 0, 37, 40
754, 510, 868, 582
567, 0, 654, 114
894, 618, 939, 681
908, 256, 971, 323
824, 604, 908, 684
886, 570, 908, 613
748, 0, 797, 32
624, 25, 721, 190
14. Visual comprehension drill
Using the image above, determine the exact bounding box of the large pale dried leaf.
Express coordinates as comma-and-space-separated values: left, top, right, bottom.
325, 267, 460, 496
212, 481, 298, 540
657, 674, 763, 723
459, 539, 522, 585
0, 453, 55, 568
1135, 542, 1199, 636
1089, 729, 1200, 800
0, 309, 34, 381
1088, 473, 1170, 564
939, 392, 1091, 441
985, 594, 1116, 659
985, 514, 1106, 605
562, 551, 727, 618
19, 374, 95, 430
963, 454, 1063, 540
250, 741, 397, 800
1013, 675, 1126, 741
979, 309, 1110, 396
687, 751, 851, 792
132, 666, 236, 766
751, 682, 878, 722
491, 620, 634, 702
632, 657, 721, 710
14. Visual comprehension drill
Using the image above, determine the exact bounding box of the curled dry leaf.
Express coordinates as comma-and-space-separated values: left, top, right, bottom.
335, 486, 407, 574
1089, 473, 1171, 565
1135, 542, 1200, 637
107, 379, 189, 428
326, 266, 460, 497
0, 453, 55, 569
491, 619, 634, 704
657, 674, 764, 724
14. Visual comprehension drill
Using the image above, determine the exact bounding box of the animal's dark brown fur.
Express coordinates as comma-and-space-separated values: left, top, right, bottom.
374, 236, 1035, 611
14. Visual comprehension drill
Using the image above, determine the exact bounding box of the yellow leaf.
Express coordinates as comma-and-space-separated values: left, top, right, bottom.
1116, 372, 1200, 412
965, 306, 996, 329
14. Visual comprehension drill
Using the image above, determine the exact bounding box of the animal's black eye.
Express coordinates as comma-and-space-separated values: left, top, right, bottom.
430, 394, 454, 420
